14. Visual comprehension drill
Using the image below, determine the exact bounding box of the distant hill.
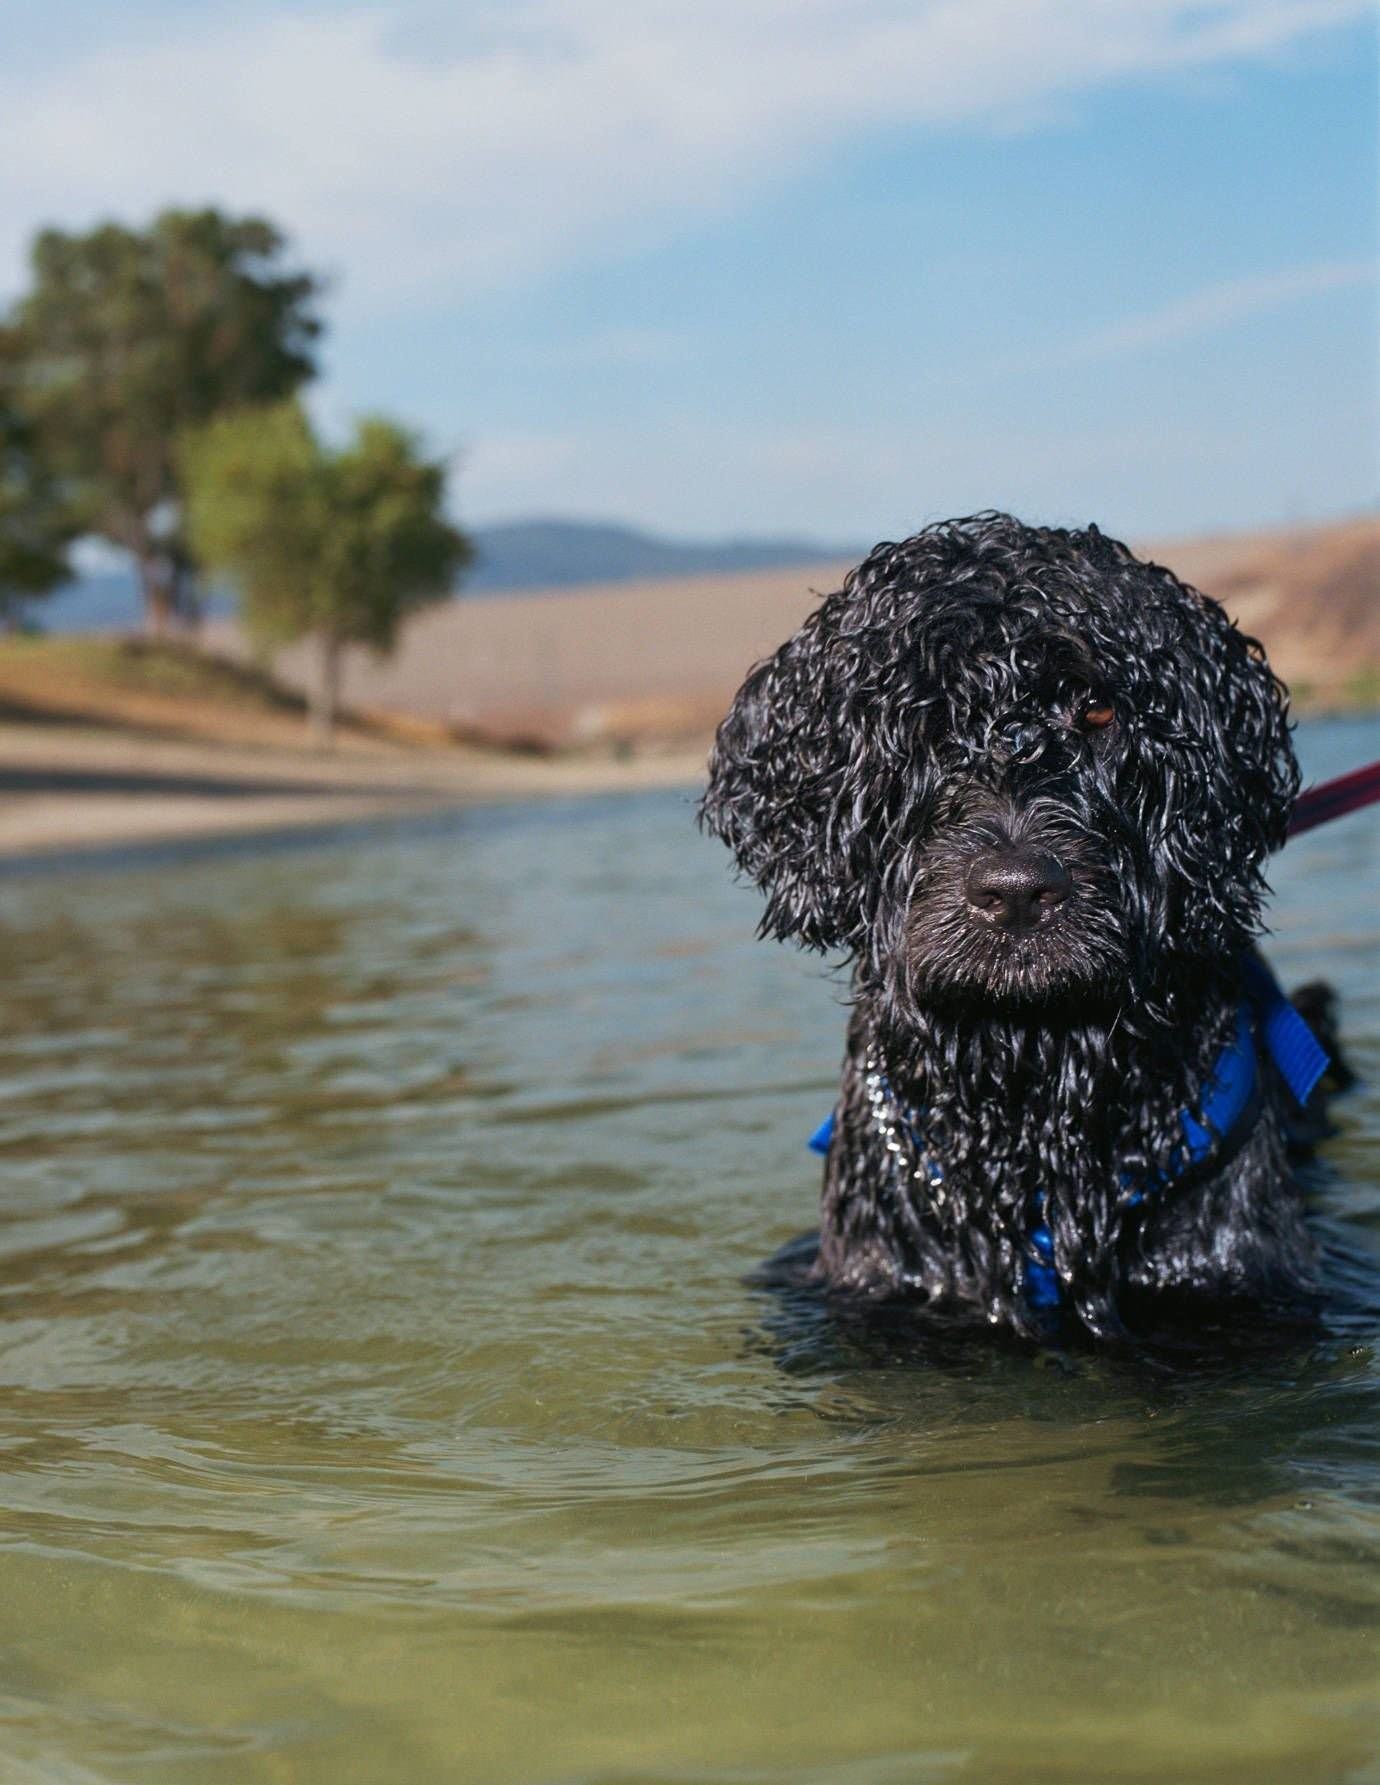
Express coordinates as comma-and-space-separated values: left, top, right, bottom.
463, 518, 862, 591
27, 518, 863, 631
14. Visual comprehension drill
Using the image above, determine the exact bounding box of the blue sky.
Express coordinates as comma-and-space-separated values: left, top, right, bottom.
0, 0, 1374, 544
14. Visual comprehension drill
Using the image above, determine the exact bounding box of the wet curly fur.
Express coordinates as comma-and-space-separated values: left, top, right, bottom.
700, 511, 1325, 1341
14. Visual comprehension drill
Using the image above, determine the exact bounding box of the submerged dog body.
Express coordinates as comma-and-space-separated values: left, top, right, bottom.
701, 513, 1326, 1339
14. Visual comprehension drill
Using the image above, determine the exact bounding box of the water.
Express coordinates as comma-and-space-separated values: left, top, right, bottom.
0, 715, 1376, 1785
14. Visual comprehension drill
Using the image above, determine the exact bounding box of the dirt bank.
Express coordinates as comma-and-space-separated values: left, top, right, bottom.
0, 724, 707, 861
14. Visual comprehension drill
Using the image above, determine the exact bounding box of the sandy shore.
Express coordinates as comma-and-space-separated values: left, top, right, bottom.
0, 724, 709, 861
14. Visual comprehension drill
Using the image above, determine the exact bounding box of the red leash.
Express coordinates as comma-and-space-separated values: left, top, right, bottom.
1288, 759, 1380, 838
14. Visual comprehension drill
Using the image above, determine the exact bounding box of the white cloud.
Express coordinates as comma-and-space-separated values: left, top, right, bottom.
0, 0, 1366, 312
1069, 259, 1379, 359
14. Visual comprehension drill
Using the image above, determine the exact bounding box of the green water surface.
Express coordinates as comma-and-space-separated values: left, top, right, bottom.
0, 716, 1376, 1784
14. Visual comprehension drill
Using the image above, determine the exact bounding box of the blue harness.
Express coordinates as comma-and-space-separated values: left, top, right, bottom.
807, 955, 1329, 1311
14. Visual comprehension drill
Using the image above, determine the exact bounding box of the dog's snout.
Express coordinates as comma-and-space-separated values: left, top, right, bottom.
964, 849, 1072, 933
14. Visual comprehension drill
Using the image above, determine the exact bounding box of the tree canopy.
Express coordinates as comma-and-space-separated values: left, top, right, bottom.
0, 331, 83, 629
183, 401, 470, 742
2, 209, 321, 630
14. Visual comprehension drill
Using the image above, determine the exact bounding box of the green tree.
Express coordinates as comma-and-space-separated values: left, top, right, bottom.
183, 401, 470, 745
2, 209, 321, 632
0, 331, 83, 630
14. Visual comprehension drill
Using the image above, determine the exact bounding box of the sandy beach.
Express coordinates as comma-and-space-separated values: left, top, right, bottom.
0, 722, 708, 861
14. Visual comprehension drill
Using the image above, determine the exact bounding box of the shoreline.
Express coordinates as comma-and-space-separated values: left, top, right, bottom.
0, 723, 708, 863
3, 695, 1375, 869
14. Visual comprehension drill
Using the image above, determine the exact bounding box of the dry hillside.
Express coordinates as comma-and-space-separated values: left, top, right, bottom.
210, 513, 1379, 749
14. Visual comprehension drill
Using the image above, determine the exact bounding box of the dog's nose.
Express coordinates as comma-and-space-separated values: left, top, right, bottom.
964, 850, 1072, 932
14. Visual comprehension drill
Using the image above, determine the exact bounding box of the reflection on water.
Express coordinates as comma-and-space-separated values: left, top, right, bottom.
0, 717, 1376, 1785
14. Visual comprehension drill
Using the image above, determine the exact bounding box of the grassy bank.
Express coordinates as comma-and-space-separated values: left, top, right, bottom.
0, 635, 415, 749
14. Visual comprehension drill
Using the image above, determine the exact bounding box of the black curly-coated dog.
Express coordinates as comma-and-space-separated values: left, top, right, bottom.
700, 512, 1336, 1341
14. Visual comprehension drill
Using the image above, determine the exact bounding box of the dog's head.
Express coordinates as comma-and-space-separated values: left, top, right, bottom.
700, 513, 1298, 1024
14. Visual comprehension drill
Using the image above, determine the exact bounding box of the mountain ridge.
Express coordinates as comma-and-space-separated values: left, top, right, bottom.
32, 517, 865, 631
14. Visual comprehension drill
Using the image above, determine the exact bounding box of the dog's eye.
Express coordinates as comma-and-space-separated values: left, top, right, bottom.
1078, 702, 1116, 732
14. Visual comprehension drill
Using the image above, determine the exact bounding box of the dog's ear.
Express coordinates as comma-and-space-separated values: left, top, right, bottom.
1126, 579, 1299, 943
699, 601, 865, 951
1212, 618, 1299, 856
1172, 593, 1298, 851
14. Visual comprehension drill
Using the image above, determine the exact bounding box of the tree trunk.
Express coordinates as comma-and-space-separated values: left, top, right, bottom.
309, 630, 342, 750
137, 551, 175, 636
171, 556, 201, 633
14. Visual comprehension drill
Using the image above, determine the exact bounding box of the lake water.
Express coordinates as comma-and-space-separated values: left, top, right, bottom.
0, 715, 1376, 1785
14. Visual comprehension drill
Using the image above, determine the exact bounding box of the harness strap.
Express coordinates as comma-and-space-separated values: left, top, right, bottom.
807, 955, 1330, 1311
1020, 998, 1266, 1310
